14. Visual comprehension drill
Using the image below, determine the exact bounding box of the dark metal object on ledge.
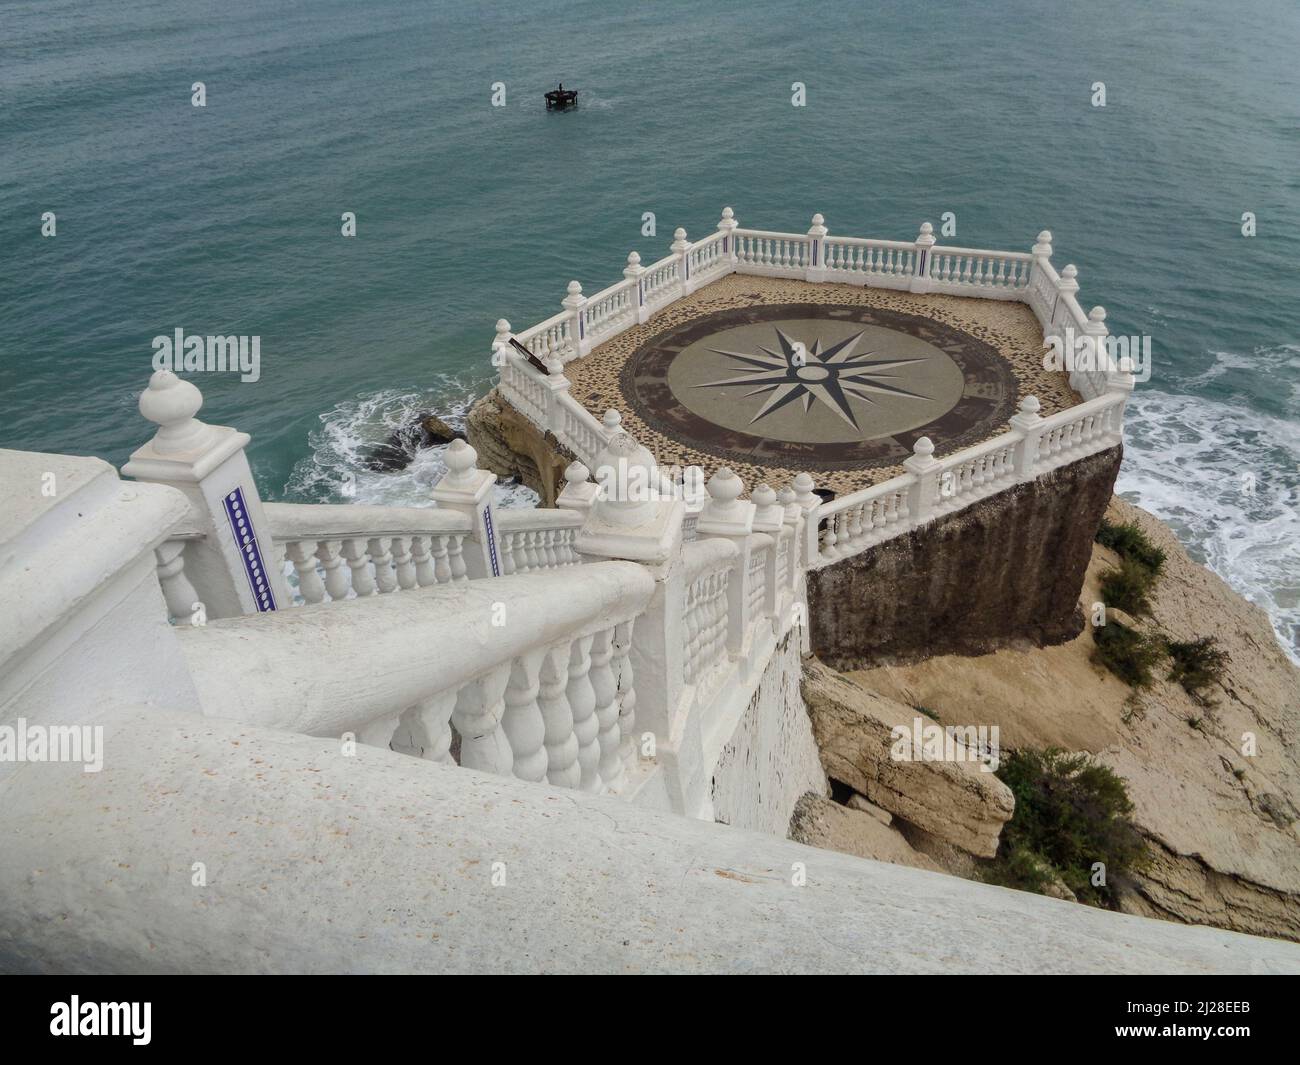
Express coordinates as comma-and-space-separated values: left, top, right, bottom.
509, 337, 552, 375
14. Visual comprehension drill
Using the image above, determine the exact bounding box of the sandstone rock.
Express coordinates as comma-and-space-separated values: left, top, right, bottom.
801, 658, 1014, 858
788, 793, 940, 872
844, 496, 1300, 942
421, 412, 461, 446
846, 792, 892, 826
467, 389, 570, 505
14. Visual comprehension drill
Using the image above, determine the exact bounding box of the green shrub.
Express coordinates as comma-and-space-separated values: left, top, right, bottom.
913, 705, 940, 722
1091, 622, 1166, 688
1096, 518, 1166, 575
1100, 558, 1158, 616
1167, 636, 1229, 703
982, 748, 1146, 907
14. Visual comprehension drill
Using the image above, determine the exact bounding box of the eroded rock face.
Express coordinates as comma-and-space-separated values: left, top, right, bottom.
807, 445, 1123, 666
801, 658, 1014, 858
467, 389, 570, 505
789, 793, 941, 872
846, 497, 1300, 942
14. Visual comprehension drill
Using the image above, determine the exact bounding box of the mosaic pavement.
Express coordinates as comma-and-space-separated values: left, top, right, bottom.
560, 274, 1079, 496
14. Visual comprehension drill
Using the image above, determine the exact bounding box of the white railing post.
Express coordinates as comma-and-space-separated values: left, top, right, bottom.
491, 317, 512, 373
430, 439, 502, 578
903, 437, 940, 524
806, 213, 829, 281
556, 460, 599, 515
695, 468, 756, 663
1053, 262, 1078, 343
574, 432, 687, 797
672, 227, 693, 296
751, 484, 784, 621
625, 251, 650, 324
1083, 305, 1111, 399
540, 354, 572, 425
717, 206, 739, 266
792, 472, 822, 566
1030, 230, 1054, 324
910, 221, 936, 293
122, 370, 292, 619
779, 485, 803, 591
563, 280, 589, 359
1010, 396, 1045, 478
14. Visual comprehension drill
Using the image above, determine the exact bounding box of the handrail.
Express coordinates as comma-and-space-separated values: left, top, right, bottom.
264, 501, 472, 540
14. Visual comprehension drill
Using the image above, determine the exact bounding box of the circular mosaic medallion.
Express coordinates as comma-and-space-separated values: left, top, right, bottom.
619, 302, 1019, 471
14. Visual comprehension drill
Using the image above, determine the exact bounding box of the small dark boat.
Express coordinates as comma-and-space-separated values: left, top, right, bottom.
545, 83, 578, 109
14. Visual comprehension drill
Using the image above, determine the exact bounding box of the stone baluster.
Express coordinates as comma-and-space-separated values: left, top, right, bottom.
695, 467, 757, 663
410, 538, 436, 587
539, 645, 580, 788
285, 541, 326, 603
672, 227, 693, 295
501, 651, 548, 783
448, 535, 468, 582
123, 370, 292, 618
717, 205, 739, 265
563, 279, 589, 358
368, 536, 397, 592
1011, 396, 1045, 478
315, 540, 350, 601
402, 689, 458, 764
355, 712, 401, 750
431, 439, 501, 579
567, 634, 602, 792
451, 663, 514, 776
154, 539, 200, 622
590, 628, 624, 792
612, 619, 638, 772
910, 221, 936, 293
392, 536, 417, 589
341, 537, 376, 596
806, 213, 829, 281
904, 437, 941, 526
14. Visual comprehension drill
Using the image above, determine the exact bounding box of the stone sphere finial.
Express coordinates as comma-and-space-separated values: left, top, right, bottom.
683, 464, 705, 499
495, 318, 511, 335
444, 438, 479, 484
1060, 264, 1078, 281
1088, 305, 1107, 323
139, 370, 213, 454
543, 353, 564, 376
811, 213, 825, 226
792, 471, 817, 508
566, 280, 583, 296
602, 409, 623, 432
777, 485, 796, 506
140, 369, 202, 428
707, 466, 743, 505
919, 221, 934, 236
593, 431, 658, 523
720, 206, 734, 221
626, 250, 641, 266
752, 483, 777, 508
564, 460, 590, 486
1037, 230, 1053, 244
1019, 395, 1041, 416
673, 227, 687, 241
912, 436, 935, 457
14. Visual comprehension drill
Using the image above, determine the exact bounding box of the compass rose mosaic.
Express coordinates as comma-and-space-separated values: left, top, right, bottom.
619, 302, 1018, 471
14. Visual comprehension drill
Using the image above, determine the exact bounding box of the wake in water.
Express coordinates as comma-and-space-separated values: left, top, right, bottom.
282, 376, 538, 510
1119, 374, 1300, 665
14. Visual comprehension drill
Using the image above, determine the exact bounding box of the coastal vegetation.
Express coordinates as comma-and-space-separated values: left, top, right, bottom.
983, 748, 1146, 908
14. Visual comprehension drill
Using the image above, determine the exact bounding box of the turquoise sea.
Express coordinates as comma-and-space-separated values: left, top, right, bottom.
2, 0, 1298, 659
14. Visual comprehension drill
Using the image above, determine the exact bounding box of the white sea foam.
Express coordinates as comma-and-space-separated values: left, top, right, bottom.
1118, 387, 1300, 664
283, 378, 538, 510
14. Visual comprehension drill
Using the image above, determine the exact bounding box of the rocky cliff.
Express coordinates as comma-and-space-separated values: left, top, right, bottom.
803, 497, 1300, 942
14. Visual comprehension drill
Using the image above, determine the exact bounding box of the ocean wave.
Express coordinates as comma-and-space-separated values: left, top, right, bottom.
1119, 387, 1300, 664
282, 379, 538, 510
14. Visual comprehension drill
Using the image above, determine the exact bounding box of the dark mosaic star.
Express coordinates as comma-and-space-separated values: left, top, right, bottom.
693, 326, 931, 430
